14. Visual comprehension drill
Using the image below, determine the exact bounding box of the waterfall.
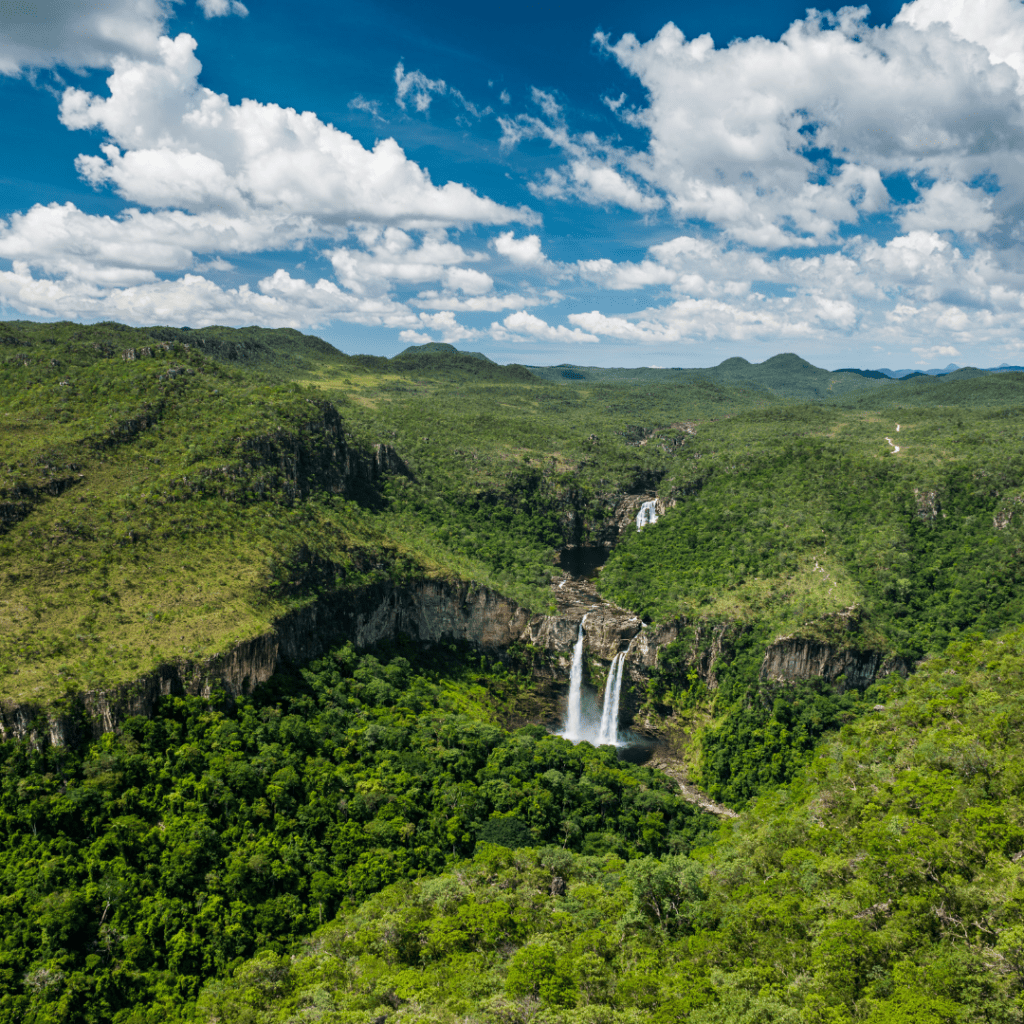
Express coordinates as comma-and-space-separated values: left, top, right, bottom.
561, 615, 633, 748
636, 499, 658, 531
597, 652, 625, 745
562, 617, 586, 741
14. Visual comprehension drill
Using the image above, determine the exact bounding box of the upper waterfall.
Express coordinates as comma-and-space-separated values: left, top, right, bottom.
636, 500, 658, 531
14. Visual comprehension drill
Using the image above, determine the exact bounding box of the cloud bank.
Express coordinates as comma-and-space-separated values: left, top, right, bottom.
3, 0, 1024, 361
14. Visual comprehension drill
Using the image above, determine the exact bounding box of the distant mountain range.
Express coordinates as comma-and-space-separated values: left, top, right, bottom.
838, 362, 1024, 379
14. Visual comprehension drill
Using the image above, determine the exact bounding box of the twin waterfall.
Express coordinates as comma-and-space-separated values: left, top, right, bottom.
561, 620, 627, 747
558, 497, 657, 746
597, 653, 625, 745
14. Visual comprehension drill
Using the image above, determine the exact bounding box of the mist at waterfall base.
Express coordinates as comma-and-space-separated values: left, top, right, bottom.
557, 624, 653, 761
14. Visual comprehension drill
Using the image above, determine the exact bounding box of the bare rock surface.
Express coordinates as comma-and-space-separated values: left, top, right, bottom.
760, 638, 882, 692
759, 606, 900, 692
646, 758, 738, 818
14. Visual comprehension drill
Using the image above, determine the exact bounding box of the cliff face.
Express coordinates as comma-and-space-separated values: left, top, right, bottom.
230, 399, 382, 504
0, 579, 536, 746
521, 605, 644, 664
0, 581, 906, 747
758, 609, 903, 692
759, 638, 882, 692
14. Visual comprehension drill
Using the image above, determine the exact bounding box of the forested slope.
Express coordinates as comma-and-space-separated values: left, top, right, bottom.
0, 318, 799, 706
195, 624, 1024, 1024
5, 319, 1024, 1023
596, 404, 1024, 807
0, 643, 713, 1022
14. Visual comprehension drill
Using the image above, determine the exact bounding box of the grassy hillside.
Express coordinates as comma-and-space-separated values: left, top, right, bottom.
6, 319, 1024, 1022
598, 404, 1024, 652
0, 322, 411, 703
595, 403, 1024, 805
0, 320, 787, 704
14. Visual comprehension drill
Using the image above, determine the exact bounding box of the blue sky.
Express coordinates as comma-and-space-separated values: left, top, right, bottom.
2, 0, 1024, 369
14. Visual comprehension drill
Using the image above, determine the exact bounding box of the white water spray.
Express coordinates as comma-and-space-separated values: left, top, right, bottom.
562, 617, 587, 741
636, 500, 658, 531
597, 652, 625, 745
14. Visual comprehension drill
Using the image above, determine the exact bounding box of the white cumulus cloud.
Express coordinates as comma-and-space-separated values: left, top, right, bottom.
493, 231, 548, 267
0, 262, 424, 330
499, 90, 662, 213
59, 35, 535, 230
496, 311, 598, 343
0, 0, 168, 74
197, 0, 248, 18
596, 3, 1024, 246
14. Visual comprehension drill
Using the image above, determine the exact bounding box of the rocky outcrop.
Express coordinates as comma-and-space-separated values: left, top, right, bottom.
759, 608, 899, 692
231, 399, 379, 503
760, 638, 882, 692
0, 474, 85, 535
0, 578, 535, 746
0, 631, 282, 745
994, 495, 1024, 530
373, 443, 409, 478
913, 487, 942, 521
521, 605, 643, 664
348, 580, 530, 650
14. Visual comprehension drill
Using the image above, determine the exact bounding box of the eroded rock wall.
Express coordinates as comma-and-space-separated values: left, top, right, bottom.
0, 579, 536, 746
0, 568, 905, 748
759, 638, 882, 692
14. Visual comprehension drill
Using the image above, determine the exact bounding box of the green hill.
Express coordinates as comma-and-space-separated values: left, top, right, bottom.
5, 621, 1021, 1022
5, 318, 1024, 1022
0, 320, 781, 704
529, 352, 895, 402
389, 342, 536, 382
197, 623, 1024, 1024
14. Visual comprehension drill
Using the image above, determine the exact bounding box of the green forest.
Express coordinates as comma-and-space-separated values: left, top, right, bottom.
3, 319, 1024, 1021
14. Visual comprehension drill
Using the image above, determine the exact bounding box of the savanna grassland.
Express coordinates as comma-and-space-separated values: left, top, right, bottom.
3, 319, 1024, 1023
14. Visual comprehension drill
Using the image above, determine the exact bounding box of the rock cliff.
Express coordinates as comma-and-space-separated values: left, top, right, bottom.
759, 608, 903, 692
760, 637, 882, 692
0, 578, 536, 745
0, 568, 664, 747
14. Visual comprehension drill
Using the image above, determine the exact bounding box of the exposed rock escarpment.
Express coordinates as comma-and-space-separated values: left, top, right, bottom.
0, 578, 533, 745
758, 607, 903, 692
0, 565, 661, 747
228, 399, 387, 504
0, 560, 909, 748
760, 637, 882, 692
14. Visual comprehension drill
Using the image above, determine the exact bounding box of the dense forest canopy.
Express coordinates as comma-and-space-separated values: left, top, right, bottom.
3, 319, 1024, 1021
